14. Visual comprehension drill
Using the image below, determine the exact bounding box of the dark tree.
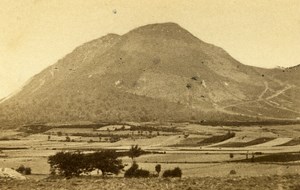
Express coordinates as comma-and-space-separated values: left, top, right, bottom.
155, 164, 161, 176
89, 150, 124, 176
48, 151, 87, 177
48, 150, 124, 178
128, 145, 143, 161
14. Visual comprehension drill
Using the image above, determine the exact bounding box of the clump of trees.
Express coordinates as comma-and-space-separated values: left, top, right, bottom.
124, 162, 150, 178
162, 167, 182, 178
16, 165, 32, 175
48, 150, 124, 178
48, 145, 183, 179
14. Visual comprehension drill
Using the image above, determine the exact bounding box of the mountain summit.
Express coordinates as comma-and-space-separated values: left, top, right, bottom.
0, 23, 299, 127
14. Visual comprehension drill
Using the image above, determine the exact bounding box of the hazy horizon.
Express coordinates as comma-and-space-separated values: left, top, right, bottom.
1, 0, 300, 99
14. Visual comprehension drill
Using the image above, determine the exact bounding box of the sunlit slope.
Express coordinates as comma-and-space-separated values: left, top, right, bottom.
0, 23, 299, 127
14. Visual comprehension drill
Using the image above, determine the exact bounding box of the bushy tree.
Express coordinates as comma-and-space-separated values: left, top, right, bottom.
48, 151, 87, 177
89, 150, 124, 176
128, 145, 143, 161
162, 167, 182, 178
48, 150, 124, 178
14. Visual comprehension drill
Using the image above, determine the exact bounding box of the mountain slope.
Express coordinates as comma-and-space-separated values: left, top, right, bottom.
0, 23, 299, 128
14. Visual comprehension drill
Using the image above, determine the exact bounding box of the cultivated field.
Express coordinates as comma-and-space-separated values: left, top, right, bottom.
2, 123, 300, 189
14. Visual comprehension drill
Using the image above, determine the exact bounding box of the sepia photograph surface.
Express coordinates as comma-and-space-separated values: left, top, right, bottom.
1, 0, 300, 189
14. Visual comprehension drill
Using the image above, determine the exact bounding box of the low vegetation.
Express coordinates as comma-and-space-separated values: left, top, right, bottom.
0, 137, 20, 141
162, 167, 182, 178
19, 125, 54, 134
124, 162, 150, 178
277, 138, 300, 146
16, 165, 32, 175
196, 120, 300, 126
198, 131, 235, 146
240, 153, 300, 163
217, 137, 275, 147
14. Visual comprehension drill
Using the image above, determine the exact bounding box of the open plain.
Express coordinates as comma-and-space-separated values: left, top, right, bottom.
1, 123, 300, 189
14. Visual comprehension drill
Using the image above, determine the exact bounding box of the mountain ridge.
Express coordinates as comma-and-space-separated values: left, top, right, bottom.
0, 22, 299, 128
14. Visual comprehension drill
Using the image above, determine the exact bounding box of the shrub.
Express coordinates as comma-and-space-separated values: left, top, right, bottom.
191, 76, 198, 81
124, 162, 150, 178
172, 167, 182, 177
16, 165, 32, 175
229, 170, 237, 175
24, 167, 32, 175
65, 136, 71, 142
16, 165, 25, 174
124, 162, 139, 178
163, 170, 172, 177
162, 167, 182, 178
57, 132, 62, 136
186, 83, 192, 89
134, 169, 150, 178
155, 164, 161, 176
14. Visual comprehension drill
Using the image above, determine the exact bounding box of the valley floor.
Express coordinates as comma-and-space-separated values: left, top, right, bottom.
2, 123, 300, 189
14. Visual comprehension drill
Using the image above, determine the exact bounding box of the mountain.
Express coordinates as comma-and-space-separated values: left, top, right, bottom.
0, 22, 300, 128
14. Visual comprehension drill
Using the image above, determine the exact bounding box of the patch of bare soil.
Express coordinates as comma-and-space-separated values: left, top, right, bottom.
1, 175, 300, 190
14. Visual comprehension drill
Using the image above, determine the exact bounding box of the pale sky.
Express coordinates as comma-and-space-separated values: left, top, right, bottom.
1, 0, 300, 99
